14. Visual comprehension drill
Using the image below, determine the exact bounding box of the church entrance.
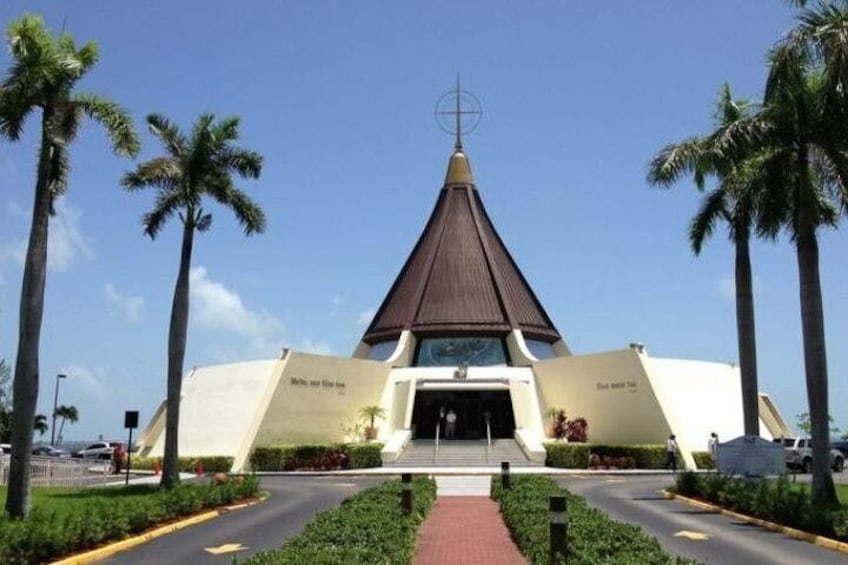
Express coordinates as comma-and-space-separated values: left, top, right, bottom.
411, 390, 515, 440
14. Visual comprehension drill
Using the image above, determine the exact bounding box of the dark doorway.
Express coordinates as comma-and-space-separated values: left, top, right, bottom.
412, 390, 515, 440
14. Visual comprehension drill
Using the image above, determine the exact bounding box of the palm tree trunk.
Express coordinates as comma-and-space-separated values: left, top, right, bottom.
734, 231, 760, 437
796, 203, 836, 506
6, 113, 55, 518
161, 222, 194, 489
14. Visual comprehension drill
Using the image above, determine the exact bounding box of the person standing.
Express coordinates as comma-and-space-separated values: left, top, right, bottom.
666, 434, 678, 471
708, 432, 719, 460
445, 409, 457, 440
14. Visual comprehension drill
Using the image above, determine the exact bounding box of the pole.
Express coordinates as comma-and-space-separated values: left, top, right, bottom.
401, 473, 413, 514
501, 461, 510, 490
125, 427, 133, 486
549, 495, 567, 564
50, 374, 66, 446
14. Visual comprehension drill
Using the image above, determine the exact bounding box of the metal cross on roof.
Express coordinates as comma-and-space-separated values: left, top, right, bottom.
435, 77, 483, 151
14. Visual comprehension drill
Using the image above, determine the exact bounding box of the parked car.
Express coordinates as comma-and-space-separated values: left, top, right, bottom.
776, 437, 844, 473
32, 445, 68, 457
831, 440, 848, 457
73, 441, 122, 460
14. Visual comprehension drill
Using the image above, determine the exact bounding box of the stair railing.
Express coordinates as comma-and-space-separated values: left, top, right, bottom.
486, 421, 492, 462
434, 422, 440, 462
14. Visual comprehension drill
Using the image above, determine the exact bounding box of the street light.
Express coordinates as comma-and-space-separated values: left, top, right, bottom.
51, 373, 67, 446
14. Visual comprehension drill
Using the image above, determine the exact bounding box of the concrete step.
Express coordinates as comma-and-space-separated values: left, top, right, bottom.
386, 439, 543, 467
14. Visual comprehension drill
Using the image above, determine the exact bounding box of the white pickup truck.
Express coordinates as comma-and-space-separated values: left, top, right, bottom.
776, 437, 844, 473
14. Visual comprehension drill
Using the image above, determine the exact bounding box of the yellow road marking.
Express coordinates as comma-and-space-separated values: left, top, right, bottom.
674, 530, 711, 541
205, 543, 248, 555
605, 479, 626, 483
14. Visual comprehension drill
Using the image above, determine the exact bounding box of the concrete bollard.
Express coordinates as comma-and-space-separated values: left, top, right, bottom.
549, 495, 567, 564
401, 473, 413, 514
501, 461, 510, 490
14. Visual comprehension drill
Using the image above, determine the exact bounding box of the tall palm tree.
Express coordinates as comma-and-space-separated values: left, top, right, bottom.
0, 13, 139, 518
32, 414, 47, 437
54, 404, 78, 445
648, 84, 763, 438
727, 47, 848, 506
123, 113, 264, 488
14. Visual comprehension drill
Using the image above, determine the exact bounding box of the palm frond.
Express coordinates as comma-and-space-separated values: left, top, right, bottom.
646, 138, 704, 187
688, 188, 729, 255
47, 142, 70, 204
74, 93, 139, 157
217, 147, 263, 179
146, 114, 188, 158
213, 185, 266, 235
142, 190, 184, 239
122, 157, 182, 191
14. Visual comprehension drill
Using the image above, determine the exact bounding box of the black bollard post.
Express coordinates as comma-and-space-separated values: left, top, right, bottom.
501, 461, 510, 490
401, 473, 413, 514
549, 495, 567, 564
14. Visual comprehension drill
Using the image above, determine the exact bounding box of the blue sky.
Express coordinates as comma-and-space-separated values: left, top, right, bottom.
0, 2, 845, 442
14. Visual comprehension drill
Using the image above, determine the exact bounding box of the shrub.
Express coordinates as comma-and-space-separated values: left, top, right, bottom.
672, 473, 846, 541
0, 477, 260, 564
691, 451, 715, 470
129, 456, 234, 473
238, 477, 435, 564
491, 475, 695, 564
249, 443, 383, 471
589, 444, 668, 469
545, 442, 589, 468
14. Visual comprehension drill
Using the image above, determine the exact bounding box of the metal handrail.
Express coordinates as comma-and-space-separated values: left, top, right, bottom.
486, 421, 492, 462
434, 422, 440, 461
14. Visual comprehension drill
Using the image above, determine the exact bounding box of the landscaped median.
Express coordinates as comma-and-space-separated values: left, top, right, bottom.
0, 476, 260, 565
237, 477, 436, 564
491, 475, 698, 564
672, 472, 848, 548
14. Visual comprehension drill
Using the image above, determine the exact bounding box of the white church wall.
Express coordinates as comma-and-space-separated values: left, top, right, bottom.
144, 360, 280, 458
533, 349, 673, 444
251, 353, 390, 446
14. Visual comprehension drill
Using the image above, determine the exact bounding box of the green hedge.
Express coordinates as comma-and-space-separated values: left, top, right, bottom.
249, 443, 383, 471
544, 443, 589, 468
691, 451, 715, 470
674, 472, 848, 540
544, 443, 670, 469
0, 477, 260, 565
129, 456, 234, 473
491, 475, 696, 564
238, 477, 436, 564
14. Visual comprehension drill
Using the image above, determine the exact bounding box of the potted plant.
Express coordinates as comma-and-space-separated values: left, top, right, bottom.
359, 405, 386, 441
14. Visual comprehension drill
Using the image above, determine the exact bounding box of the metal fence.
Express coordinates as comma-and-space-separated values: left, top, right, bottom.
0, 455, 114, 487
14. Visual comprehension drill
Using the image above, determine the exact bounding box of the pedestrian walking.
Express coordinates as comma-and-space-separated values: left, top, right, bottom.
445, 409, 457, 439
666, 434, 678, 471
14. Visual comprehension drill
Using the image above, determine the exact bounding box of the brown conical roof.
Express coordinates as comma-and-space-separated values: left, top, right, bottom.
362, 149, 561, 345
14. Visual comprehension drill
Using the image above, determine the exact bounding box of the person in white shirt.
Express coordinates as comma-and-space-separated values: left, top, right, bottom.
445, 409, 457, 439
666, 434, 678, 471
708, 432, 719, 460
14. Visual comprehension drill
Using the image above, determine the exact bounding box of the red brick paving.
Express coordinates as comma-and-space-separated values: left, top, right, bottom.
414, 496, 527, 565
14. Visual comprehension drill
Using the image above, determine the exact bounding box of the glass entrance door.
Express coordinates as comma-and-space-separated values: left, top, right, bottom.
411, 390, 515, 440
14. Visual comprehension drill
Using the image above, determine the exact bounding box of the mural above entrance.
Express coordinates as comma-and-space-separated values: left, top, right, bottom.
416, 337, 508, 367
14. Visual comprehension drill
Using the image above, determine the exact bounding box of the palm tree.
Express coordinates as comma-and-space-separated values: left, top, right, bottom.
123, 113, 264, 488
724, 47, 848, 506
0, 13, 139, 518
648, 84, 763, 438
54, 404, 79, 445
32, 414, 47, 437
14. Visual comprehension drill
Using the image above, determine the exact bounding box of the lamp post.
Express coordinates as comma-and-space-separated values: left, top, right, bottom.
51, 373, 67, 446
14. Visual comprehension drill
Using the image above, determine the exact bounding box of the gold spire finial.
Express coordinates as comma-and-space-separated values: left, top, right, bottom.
455, 75, 462, 151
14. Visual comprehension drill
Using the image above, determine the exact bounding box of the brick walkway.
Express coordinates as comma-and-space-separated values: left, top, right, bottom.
414, 496, 527, 565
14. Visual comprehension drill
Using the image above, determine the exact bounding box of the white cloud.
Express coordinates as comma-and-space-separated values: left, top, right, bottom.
57, 364, 108, 402
189, 266, 284, 350
330, 294, 343, 318
357, 307, 376, 326
104, 283, 143, 323
299, 339, 334, 356
718, 276, 735, 299
1, 197, 93, 272
718, 275, 762, 300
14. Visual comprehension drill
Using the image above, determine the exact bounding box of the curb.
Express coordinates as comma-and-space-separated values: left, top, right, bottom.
662, 490, 848, 555
50, 496, 266, 565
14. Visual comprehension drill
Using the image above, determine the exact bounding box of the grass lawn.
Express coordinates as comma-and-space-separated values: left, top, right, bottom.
0, 484, 161, 516
785, 480, 848, 506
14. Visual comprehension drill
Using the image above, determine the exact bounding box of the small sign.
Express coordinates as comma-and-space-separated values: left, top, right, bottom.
717, 435, 784, 477
124, 410, 139, 429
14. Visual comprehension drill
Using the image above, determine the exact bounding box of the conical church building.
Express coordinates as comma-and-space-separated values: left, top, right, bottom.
137, 140, 791, 471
